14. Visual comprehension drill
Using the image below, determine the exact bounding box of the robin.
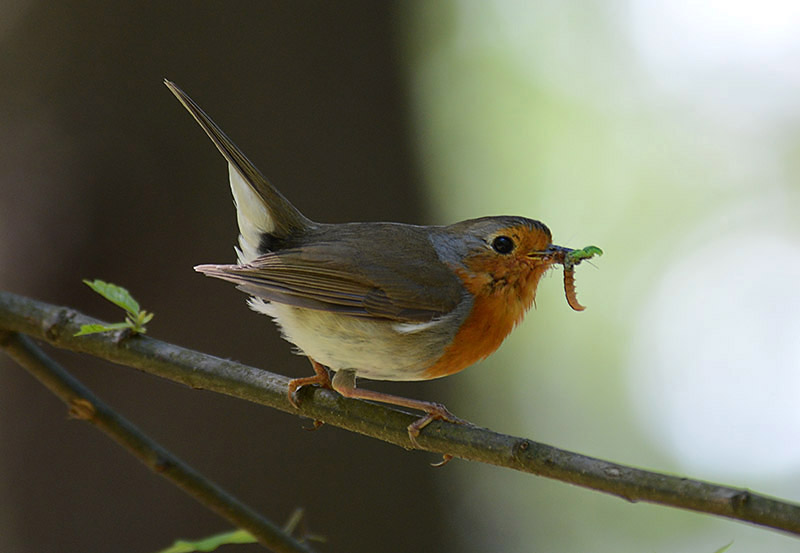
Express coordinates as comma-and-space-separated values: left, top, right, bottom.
165, 80, 600, 446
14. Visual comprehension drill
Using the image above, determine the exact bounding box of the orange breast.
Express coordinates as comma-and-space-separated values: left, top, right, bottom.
423, 262, 548, 379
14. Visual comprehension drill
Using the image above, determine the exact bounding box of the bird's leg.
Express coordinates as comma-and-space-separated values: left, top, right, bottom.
331, 369, 464, 449
287, 358, 333, 409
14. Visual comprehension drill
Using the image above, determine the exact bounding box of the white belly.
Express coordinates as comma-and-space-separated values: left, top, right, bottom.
248, 298, 468, 381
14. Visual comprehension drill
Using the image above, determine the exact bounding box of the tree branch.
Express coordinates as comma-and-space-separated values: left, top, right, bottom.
1, 290, 799, 537
0, 329, 317, 553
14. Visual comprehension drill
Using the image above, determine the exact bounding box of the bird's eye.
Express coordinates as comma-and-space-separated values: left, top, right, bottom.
492, 235, 514, 254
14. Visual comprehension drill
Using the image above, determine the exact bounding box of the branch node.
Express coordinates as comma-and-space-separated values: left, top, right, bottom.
112, 327, 136, 345
68, 397, 97, 421
43, 307, 76, 341
511, 438, 530, 459
731, 490, 752, 511
154, 455, 175, 473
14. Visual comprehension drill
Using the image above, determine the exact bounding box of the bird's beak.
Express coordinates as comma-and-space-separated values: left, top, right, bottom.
528, 244, 573, 264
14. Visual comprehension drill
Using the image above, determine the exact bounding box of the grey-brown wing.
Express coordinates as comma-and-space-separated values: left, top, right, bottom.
195, 246, 465, 323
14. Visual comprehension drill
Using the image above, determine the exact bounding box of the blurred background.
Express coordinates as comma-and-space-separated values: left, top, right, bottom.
2, 1, 800, 552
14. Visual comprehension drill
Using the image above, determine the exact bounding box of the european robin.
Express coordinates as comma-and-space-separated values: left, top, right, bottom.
166, 80, 600, 446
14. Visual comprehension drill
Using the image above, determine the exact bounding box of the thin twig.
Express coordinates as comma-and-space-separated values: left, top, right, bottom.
0, 329, 317, 553
1, 290, 799, 537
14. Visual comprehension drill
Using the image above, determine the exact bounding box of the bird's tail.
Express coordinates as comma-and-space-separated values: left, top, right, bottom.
165, 80, 312, 263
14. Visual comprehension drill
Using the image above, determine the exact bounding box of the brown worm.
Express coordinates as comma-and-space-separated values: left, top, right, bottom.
563, 266, 586, 311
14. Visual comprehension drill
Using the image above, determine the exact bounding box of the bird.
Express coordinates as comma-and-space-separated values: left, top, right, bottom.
165, 79, 600, 446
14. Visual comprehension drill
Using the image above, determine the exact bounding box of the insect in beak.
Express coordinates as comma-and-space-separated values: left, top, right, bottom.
530, 245, 603, 311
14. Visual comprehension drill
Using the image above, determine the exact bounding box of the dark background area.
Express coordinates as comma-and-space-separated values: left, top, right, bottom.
0, 3, 450, 551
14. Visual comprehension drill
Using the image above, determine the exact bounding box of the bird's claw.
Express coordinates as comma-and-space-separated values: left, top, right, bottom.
430, 454, 454, 468
406, 402, 464, 449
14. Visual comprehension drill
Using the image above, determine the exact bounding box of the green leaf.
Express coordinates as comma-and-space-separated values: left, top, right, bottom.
78, 279, 154, 335
73, 322, 131, 336
82, 279, 140, 315
139, 311, 155, 325
712, 542, 734, 553
155, 529, 256, 553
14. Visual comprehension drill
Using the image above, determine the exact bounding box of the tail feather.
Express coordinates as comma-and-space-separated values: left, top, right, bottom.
165, 80, 312, 262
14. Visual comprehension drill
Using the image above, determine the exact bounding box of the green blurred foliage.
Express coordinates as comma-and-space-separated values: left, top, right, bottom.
403, 1, 800, 552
